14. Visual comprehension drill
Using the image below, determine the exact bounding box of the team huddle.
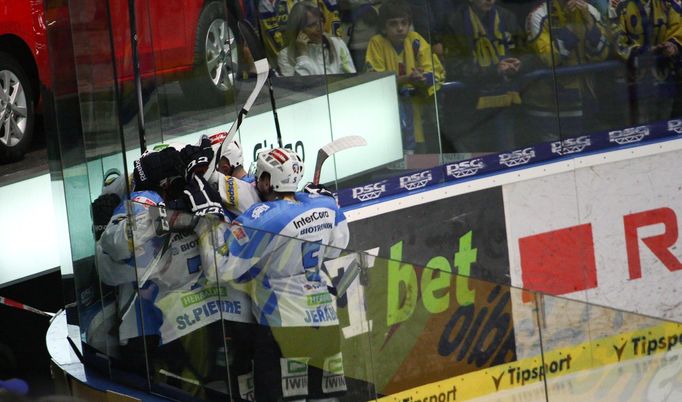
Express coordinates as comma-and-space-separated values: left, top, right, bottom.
92, 135, 351, 401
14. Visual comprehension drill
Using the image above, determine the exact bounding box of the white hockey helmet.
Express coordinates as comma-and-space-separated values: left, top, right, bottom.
256, 148, 304, 192
220, 139, 244, 168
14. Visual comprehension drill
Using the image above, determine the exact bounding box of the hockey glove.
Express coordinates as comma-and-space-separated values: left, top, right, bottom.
181, 136, 214, 181
133, 147, 184, 191
303, 182, 334, 198
184, 175, 225, 217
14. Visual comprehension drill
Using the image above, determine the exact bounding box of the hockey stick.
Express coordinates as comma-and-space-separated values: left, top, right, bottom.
312, 135, 368, 185
212, 20, 270, 171
334, 253, 362, 298
0, 296, 55, 318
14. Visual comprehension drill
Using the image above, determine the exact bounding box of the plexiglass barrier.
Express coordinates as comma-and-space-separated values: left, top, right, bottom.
79, 200, 682, 401
46, 0, 682, 204
42, 0, 682, 400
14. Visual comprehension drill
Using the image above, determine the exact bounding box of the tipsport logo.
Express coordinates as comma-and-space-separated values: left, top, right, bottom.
491, 355, 573, 390
351, 180, 388, 202
498, 147, 535, 167
608, 126, 649, 145
399, 171, 433, 191
668, 119, 682, 134
613, 333, 682, 362
551, 136, 591, 155
401, 386, 457, 402
446, 159, 485, 178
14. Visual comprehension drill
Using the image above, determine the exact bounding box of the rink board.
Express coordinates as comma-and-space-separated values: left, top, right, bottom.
343, 136, 682, 398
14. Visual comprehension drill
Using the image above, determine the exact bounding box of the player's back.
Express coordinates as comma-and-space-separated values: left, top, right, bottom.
233, 192, 347, 275
229, 192, 348, 326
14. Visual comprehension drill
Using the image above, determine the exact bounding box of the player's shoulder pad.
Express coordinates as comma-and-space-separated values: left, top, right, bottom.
238, 200, 280, 225
297, 191, 339, 209
526, 2, 548, 41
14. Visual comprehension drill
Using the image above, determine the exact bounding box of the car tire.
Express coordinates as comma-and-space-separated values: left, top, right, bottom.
0, 51, 35, 163
180, 1, 239, 106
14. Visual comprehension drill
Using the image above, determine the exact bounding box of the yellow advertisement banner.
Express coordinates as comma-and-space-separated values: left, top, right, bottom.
377, 322, 682, 401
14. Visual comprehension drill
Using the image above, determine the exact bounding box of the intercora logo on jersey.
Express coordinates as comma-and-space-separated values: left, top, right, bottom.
499, 147, 535, 167
551, 136, 591, 155
293, 210, 330, 230
251, 204, 270, 219
608, 126, 649, 145
446, 158, 485, 178
351, 180, 388, 202
668, 119, 682, 134
399, 171, 433, 190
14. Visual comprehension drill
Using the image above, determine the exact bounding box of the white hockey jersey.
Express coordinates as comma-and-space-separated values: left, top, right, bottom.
217, 174, 261, 221
219, 192, 350, 327
96, 191, 252, 345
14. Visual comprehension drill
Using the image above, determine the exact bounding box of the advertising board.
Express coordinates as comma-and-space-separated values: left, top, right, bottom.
504, 148, 682, 323
340, 187, 517, 395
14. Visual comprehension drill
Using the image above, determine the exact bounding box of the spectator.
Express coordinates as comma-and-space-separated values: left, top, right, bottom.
344, 0, 381, 69
344, 0, 434, 71
259, 0, 343, 65
439, 0, 526, 153
612, 0, 682, 123
278, 1, 357, 75
524, 0, 609, 140
365, 0, 445, 154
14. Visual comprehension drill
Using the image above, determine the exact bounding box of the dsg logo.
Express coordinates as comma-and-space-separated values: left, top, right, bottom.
446, 159, 485, 178
608, 126, 649, 145
399, 171, 433, 190
668, 119, 682, 134
499, 148, 535, 167
351, 181, 387, 202
551, 136, 591, 155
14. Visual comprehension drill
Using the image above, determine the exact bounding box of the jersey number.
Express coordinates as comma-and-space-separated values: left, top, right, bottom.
302, 241, 322, 281
187, 255, 201, 274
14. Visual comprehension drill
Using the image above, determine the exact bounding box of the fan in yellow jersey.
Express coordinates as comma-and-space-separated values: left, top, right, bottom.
440, 0, 526, 153
611, 0, 682, 122
259, 0, 342, 65
365, 0, 445, 154
524, 0, 609, 138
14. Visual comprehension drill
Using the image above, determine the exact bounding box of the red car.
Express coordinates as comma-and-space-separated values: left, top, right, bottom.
0, 0, 240, 162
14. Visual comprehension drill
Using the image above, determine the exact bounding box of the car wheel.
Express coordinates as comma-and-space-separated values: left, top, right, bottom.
0, 51, 35, 163
181, 1, 239, 105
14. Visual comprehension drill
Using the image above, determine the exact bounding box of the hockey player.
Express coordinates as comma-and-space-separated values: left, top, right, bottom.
209, 138, 262, 221
208, 147, 350, 401
96, 143, 254, 398
216, 139, 250, 179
